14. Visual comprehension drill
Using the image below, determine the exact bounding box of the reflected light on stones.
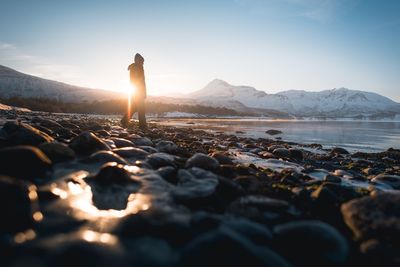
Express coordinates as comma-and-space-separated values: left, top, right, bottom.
14, 229, 36, 244
81, 230, 118, 245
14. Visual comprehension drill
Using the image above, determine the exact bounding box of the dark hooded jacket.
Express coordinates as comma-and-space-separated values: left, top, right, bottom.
128, 53, 146, 99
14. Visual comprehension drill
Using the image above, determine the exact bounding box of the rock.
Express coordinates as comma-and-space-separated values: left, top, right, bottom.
110, 137, 135, 148
39, 142, 75, 162
227, 195, 299, 224
156, 141, 178, 154
324, 174, 342, 183
69, 132, 110, 155
209, 152, 234, 165
172, 169, 218, 201
146, 152, 176, 169
331, 147, 349, 155
157, 166, 177, 184
88, 162, 140, 186
138, 145, 158, 153
0, 176, 39, 233
371, 174, 400, 189
113, 147, 149, 160
182, 227, 292, 267
265, 129, 282, 135
273, 220, 349, 265
311, 182, 362, 205
233, 175, 260, 192
223, 217, 273, 246
131, 137, 153, 146
113, 207, 192, 245
85, 150, 128, 165
341, 192, 400, 242
2, 121, 54, 146
272, 148, 290, 158
38, 119, 63, 130
0, 146, 52, 181
288, 148, 303, 160
186, 153, 220, 171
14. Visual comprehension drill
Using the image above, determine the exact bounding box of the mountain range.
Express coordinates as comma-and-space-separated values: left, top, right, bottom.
1, 65, 399, 119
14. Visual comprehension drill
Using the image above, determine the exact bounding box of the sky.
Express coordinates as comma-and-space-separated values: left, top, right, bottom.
0, 0, 399, 100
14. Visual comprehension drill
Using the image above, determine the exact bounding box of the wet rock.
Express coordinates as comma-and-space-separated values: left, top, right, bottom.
113, 207, 192, 245
0, 145, 52, 181
131, 137, 153, 147
233, 175, 260, 192
88, 162, 140, 186
341, 192, 400, 242
182, 227, 292, 267
113, 147, 149, 160
39, 142, 75, 163
227, 195, 299, 224
39, 119, 63, 130
324, 174, 342, 183
138, 145, 158, 153
85, 150, 129, 165
69, 132, 110, 155
331, 147, 349, 155
288, 148, 303, 160
223, 217, 273, 246
0, 176, 38, 233
172, 169, 218, 201
311, 182, 362, 206
272, 148, 290, 158
273, 220, 349, 265
371, 174, 400, 189
209, 151, 234, 165
110, 137, 135, 148
156, 140, 178, 154
186, 153, 220, 171
265, 129, 282, 135
157, 166, 178, 184
2, 121, 54, 146
146, 152, 176, 169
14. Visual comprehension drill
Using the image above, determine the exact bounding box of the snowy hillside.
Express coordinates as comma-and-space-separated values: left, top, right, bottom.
0, 65, 121, 102
188, 79, 400, 118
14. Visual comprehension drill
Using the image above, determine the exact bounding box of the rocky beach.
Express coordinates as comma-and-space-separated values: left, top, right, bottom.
1, 110, 399, 267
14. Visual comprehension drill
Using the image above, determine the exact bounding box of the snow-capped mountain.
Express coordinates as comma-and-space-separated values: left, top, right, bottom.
0, 65, 121, 102
188, 79, 400, 118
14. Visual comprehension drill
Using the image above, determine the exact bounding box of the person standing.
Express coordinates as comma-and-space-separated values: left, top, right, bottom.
121, 53, 147, 129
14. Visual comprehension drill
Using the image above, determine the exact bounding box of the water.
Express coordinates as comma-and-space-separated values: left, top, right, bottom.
156, 118, 400, 152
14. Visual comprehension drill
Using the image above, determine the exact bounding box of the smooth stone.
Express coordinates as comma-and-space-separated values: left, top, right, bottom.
182, 226, 292, 267
0, 145, 52, 181
156, 166, 177, 184
265, 129, 283, 135
0, 176, 38, 233
113, 147, 149, 160
113, 207, 192, 245
186, 153, 220, 171
288, 148, 303, 160
146, 152, 176, 169
172, 169, 219, 200
39, 142, 75, 163
341, 192, 400, 241
209, 152, 234, 165
138, 145, 158, 153
38, 119, 63, 130
272, 148, 290, 158
69, 132, 110, 155
371, 174, 400, 189
227, 195, 299, 224
131, 137, 153, 146
156, 140, 178, 154
324, 174, 342, 183
2, 121, 54, 146
273, 220, 349, 265
311, 182, 362, 205
223, 217, 273, 246
88, 162, 140, 186
331, 147, 350, 155
110, 137, 135, 148
85, 150, 128, 165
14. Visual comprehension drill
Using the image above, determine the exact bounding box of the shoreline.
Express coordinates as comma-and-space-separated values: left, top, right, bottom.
1, 110, 400, 266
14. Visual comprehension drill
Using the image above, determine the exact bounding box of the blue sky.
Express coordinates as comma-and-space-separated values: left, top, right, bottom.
0, 0, 399, 100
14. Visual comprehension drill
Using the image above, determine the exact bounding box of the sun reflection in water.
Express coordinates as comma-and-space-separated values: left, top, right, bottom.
81, 230, 118, 245
51, 171, 151, 220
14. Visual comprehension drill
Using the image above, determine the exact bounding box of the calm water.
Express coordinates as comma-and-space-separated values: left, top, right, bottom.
157, 119, 400, 152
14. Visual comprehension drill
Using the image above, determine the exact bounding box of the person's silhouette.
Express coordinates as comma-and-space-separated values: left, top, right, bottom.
121, 53, 147, 129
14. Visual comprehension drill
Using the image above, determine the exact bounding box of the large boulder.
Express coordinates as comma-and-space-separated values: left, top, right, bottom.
2, 121, 54, 146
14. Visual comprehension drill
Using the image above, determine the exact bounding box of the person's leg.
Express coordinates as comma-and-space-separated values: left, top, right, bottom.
138, 100, 147, 129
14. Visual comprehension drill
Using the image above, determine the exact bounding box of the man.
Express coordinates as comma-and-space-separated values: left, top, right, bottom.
121, 53, 147, 129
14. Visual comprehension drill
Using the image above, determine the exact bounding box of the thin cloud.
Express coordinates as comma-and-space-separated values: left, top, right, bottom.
0, 42, 16, 50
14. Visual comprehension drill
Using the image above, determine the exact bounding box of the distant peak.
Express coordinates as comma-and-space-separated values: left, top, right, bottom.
207, 79, 231, 87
